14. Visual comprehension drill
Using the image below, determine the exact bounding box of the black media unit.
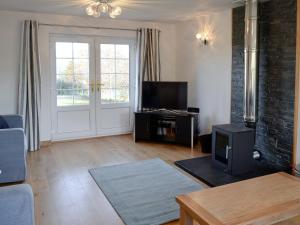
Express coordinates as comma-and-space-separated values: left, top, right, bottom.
134, 110, 199, 148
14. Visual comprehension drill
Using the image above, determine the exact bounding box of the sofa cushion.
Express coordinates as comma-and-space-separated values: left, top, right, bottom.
0, 184, 35, 225
0, 116, 9, 129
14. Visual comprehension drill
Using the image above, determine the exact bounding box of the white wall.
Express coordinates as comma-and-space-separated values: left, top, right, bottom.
175, 10, 232, 135
0, 10, 177, 141
0, 9, 233, 141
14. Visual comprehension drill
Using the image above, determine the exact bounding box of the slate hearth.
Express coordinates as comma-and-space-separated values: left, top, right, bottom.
175, 156, 282, 187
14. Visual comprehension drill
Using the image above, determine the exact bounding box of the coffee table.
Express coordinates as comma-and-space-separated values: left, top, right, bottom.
176, 173, 300, 225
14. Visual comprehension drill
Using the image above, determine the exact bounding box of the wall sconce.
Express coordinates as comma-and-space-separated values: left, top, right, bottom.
196, 33, 209, 45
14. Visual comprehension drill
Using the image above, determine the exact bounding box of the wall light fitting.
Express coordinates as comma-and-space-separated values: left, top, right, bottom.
196, 33, 209, 45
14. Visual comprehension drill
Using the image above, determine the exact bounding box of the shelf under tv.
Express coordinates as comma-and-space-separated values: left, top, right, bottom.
134, 110, 199, 148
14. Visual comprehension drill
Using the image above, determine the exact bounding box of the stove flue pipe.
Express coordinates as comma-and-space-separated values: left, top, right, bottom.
244, 0, 259, 127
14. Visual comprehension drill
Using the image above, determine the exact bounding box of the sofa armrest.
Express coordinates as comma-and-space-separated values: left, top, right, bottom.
0, 128, 26, 183
2, 115, 23, 129
0, 184, 35, 225
0, 128, 25, 152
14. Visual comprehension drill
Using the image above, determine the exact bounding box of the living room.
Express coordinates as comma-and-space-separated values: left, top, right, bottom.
1, 0, 300, 225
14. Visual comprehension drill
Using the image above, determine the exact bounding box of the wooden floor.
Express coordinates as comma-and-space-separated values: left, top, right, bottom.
25, 135, 300, 225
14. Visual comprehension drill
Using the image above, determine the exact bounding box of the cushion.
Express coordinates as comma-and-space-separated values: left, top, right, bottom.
0, 116, 9, 129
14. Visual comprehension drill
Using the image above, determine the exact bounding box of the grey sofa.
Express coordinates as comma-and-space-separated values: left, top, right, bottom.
0, 115, 27, 183
0, 184, 35, 225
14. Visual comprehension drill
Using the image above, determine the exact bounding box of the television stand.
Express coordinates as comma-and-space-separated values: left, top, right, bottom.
134, 110, 199, 148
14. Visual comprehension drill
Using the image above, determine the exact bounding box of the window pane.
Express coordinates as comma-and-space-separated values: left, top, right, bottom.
56, 75, 73, 90
101, 89, 115, 104
109, 74, 116, 89
73, 43, 89, 58
74, 75, 89, 90
116, 89, 129, 103
73, 89, 89, 105
74, 59, 89, 74
56, 42, 72, 58
100, 44, 130, 105
57, 90, 74, 106
101, 59, 115, 73
116, 45, 129, 58
101, 74, 110, 89
116, 74, 129, 89
56, 59, 73, 75
116, 59, 129, 73
101, 44, 115, 58
55, 41, 90, 107
101, 74, 116, 89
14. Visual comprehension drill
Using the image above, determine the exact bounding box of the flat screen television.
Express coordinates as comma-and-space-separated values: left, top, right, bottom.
142, 81, 188, 110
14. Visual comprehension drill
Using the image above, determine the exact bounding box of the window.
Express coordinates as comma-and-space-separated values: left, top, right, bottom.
56, 42, 90, 106
100, 44, 130, 104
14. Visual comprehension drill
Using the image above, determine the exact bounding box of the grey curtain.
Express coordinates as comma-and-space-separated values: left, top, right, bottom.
136, 28, 161, 110
18, 20, 41, 151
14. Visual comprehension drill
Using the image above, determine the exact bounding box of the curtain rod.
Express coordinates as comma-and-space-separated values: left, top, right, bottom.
39, 23, 138, 32
39, 23, 161, 33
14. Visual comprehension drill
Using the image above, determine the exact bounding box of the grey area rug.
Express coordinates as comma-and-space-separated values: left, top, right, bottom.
89, 158, 204, 225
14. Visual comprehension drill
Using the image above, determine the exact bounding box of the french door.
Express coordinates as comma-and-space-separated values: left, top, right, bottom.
95, 37, 135, 136
50, 35, 135, 140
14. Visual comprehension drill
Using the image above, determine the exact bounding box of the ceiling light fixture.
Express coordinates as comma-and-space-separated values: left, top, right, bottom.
86, 0, 122, 18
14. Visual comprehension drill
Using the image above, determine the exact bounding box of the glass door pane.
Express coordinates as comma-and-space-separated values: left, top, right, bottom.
215, 132, 230, 165
100, 44, 130, 104
55, 42, 90, 107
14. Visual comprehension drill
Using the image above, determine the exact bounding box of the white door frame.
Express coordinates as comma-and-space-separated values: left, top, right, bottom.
50, 34, 136, 141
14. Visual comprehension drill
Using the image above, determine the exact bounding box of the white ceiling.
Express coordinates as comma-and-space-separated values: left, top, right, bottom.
0, 0, 236, 22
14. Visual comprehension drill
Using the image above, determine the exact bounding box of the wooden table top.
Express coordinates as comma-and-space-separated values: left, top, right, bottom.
176, 173, 300, 225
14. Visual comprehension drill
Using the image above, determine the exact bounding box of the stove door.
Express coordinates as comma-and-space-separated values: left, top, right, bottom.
212, 129, 233, 173
215, 132, 230, 165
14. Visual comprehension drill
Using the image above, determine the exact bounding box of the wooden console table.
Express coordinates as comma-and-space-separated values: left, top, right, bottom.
176, 173, 300, 225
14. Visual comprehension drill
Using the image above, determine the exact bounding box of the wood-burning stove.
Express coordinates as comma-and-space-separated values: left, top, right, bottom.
212, 124, 255, 175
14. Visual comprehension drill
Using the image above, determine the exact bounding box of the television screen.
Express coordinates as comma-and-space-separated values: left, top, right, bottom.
142, 82, 188, 110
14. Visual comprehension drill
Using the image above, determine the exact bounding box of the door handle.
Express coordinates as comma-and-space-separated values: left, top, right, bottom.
226, 146, 232, 159
89, 81, 95, 93
96, 81, 105, 92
